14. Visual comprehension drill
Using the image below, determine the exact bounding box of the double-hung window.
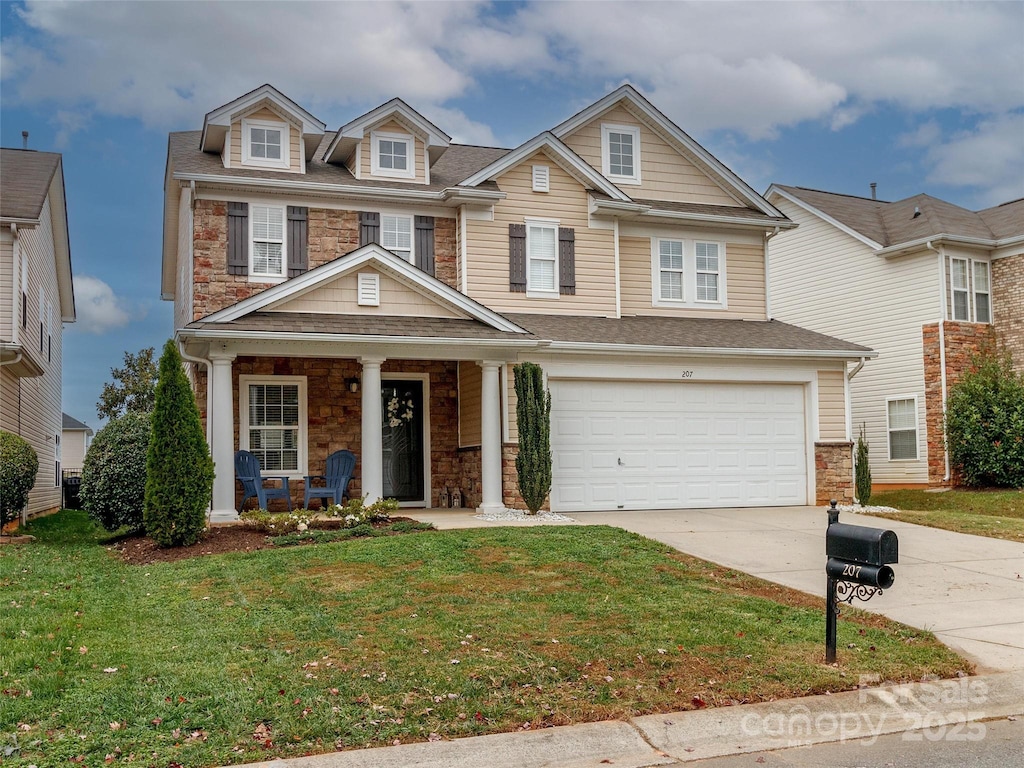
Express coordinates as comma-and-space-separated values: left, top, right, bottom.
949, 256, 991, 323
658, 240, 684, 301
973, 261, 991, 323
371, 130, 415, 179
381, 215, 413, 262
950, 258, 970, 321
241, 376, 306, 475
601, 124, 641, 184
250, 205, 286, 278
887, 397, 918, 461
695, 242, 720, 302
526, 220, 558, 296
242, 118, 288, 169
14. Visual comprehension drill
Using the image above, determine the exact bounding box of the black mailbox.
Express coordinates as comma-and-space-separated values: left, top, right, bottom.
826, 522, 898, 566
826, 557, 895, 589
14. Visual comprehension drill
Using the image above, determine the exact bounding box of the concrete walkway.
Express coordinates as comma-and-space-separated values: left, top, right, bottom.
415, 506, 1024, 672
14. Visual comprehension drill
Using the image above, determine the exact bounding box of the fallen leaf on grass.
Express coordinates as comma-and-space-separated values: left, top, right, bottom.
691, 696, 707, 708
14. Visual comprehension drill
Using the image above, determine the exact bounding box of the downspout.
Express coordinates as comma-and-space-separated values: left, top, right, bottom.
926, 240, 951, 482
0, 352, 23, 369
178, 340, 213, 448
764, 226, 781, 320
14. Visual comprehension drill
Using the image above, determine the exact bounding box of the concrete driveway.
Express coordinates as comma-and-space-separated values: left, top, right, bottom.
415, 506, 1024, 672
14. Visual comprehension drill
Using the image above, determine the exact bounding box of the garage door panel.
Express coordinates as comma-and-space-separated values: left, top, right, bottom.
550, 380, 808, 512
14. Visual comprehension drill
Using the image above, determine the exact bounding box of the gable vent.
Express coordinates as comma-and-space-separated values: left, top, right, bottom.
532, 164, 550, 193
357, 272, 380, 306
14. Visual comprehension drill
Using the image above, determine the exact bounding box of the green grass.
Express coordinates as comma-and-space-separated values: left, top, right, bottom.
1, 511, 969, 767
870, 489, 1024, 542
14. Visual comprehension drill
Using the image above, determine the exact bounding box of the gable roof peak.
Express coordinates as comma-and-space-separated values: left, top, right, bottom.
323, 97, 451, 165
200, 83, 326, 156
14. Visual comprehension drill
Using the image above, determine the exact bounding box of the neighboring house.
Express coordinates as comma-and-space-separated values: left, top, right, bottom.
765, 184, 1024, 490
162, 84, 873, 522
1, 148, 76, 521
61, 412, 94, 472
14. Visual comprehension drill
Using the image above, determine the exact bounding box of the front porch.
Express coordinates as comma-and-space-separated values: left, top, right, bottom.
193, 352, 514, 522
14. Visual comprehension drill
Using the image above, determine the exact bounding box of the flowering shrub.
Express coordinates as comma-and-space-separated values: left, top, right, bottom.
241, 497, 399, 534
326, 496, 399, 527
240, 509, 315, 534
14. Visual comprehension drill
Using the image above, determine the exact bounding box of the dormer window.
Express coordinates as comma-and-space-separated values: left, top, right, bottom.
242, 117, 289, 169
601, 124, 641, 185
371, 130, 415, 179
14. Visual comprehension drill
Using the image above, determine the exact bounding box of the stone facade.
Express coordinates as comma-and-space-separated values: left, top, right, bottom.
191, 200, 458, 320
992, 254, 1024, 372
814, 442, 855, 505
922, 322, 997, 485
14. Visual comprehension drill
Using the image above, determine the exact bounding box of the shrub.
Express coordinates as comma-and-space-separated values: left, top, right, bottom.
0, 431, 38, 528
241, 497, 400, 534
855, 423, 872, 505
326, 496, 399, 526
240, 509, 315, 534
144, 340, 214, 547
514, 362, 552, 514
945, 351, 1024, 488
80, 412, 151, 532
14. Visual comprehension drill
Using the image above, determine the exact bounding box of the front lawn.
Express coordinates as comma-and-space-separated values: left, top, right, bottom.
1, 511, 968, 767
870, 489, 1024, 542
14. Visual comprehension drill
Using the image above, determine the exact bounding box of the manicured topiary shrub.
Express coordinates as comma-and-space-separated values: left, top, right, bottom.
945, 351, 1024, 488
144, 340, 214, 547
855, 424, 871, 505
514, 362, 552, 514
80, 412, 152, 532
0, 430, 39, 528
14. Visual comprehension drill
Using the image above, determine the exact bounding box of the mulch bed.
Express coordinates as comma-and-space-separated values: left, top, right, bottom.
113, 517, 422, 566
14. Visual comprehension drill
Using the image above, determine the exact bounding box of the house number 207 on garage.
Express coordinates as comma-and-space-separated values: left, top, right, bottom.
680, 371, 694, 378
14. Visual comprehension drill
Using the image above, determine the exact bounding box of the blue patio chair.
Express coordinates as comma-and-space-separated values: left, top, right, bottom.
304, 450, 357, 510
234, 450, 292, 512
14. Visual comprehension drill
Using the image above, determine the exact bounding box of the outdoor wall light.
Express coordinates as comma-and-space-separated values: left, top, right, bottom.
346, 376, 360, 393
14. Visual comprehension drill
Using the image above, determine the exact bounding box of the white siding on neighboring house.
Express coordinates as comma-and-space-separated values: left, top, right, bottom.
769, 197, 937, 484
0, 232, 13, 340
61, 429, 90, 472
175, 184, 194, 332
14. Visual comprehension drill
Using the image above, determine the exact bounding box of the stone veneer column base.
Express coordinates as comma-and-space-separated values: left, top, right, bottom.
814, 442, 854, 505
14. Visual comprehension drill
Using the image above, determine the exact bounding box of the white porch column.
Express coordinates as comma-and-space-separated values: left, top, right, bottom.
478, 361, 505, 514
360, 357, 385, 504
208, 350, 237, 522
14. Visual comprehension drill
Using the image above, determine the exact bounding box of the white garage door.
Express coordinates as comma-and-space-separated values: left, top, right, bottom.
550, 380, 807, 512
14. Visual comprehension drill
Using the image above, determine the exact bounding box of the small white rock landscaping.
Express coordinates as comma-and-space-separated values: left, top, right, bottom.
474, 509, 577, 523
838, 504, 900, 515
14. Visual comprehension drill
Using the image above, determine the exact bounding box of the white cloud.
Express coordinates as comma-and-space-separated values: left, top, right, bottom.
922, 113, 1024, 207
72, 276, 134, 334
898, 120, 942, 149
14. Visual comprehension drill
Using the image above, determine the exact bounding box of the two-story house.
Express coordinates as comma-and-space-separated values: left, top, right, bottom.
162, 84, 873, 522
1, 148, 76, 522
765, 184, 1024, 490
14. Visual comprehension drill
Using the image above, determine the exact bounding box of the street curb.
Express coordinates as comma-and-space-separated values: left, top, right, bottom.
220, 672, 1023, 768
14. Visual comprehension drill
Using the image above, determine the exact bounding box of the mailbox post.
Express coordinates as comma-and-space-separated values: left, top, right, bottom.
824, 500, 898, 663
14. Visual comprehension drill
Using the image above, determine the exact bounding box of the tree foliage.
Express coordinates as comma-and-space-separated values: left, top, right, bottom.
514, 362, 552, 515
855, 423, 871, 505
945, 350, 1024, 489
144, 340, 214, 547
96, 347, 158, 420
80, 412, 152, 532
0, 431, 39, 528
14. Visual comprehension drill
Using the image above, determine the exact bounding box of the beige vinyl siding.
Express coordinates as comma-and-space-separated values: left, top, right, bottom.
174, 184, 193, 332
465, 151, 616, 316
505, 364, 518, 443
561, 105, 741, 207
231, 106, 303, 173
360, 119, 428, 184
458, 362, 482, 447
268, 268, 462, 318
770, 198, 937, 484
817, 369, 847, 440
0, 233, 12, 340
0, 196, 63, 516
619, 236, 767, 319
61, 429, 89, 472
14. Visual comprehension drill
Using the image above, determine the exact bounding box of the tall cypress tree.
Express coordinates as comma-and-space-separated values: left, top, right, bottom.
144, 339, 214, 547
855, 423, 871, 506
514, 362, 552, 514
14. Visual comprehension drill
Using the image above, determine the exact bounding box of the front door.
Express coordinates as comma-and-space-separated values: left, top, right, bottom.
381, 380, 425, 502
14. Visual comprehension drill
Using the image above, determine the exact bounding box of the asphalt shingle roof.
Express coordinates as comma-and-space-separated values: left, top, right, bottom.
62, 413, 92, 432
1, 148, 62, 221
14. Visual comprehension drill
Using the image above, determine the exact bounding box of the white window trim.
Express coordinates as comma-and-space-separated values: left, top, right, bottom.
973, 260, 991, 324
885, 395, 919, 462
381, 214, 415, 264
525, 217, 560, 299
239, 375, 308, 478
949, 256, 971, 322
948, 256, 993, 324
651, 238, 728, 309
370, 129, 416, 179
601, 123, 641, 185
241, 117, 289, 170
249, 204, 287, 282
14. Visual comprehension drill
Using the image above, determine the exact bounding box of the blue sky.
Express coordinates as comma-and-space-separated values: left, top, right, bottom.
2, 0, 1022, 428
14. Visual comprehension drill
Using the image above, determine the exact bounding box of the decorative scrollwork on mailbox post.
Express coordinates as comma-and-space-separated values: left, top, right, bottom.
824, 500, 899, 663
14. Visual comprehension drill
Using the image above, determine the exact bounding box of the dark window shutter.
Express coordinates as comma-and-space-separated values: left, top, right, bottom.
359, 211, 380, 247
287, 206, 308, 277
558, 227, 576, 295
414, 216, 435, 276
226, 202, 249, 275
509, 223, 526, 293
